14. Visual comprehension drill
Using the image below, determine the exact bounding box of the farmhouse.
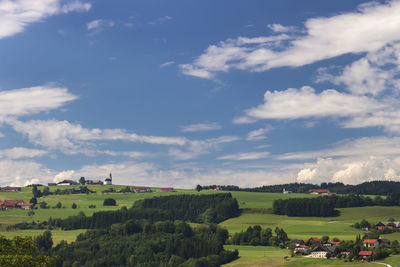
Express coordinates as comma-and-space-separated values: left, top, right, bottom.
132, 187, 152, 193
0, 200, 33, 210
294, 245, 309, 254
310, 246, 327, 258
376, 221, 400, 228
308, 189, 329, 194
57, 180, 78, 186
363, 239, 379, 248
0, 186, 21, 192
161, 187, 175, 192
358, 251, 373, 258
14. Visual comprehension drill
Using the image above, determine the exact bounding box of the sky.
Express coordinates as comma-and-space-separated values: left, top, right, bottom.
2, 0, 400, 188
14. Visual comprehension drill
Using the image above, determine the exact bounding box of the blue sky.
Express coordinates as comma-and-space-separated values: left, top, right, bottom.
1, 0, 400, 187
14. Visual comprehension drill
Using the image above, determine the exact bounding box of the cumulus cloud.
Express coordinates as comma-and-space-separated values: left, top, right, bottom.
9, 119, 187, 154
217, 152, 270, 161
0, 85, 77, 121
0, 159, 54, 186
0, 0, 91, 39
181, 122, 221, 132
234, 86, 386, 122
181, 0, 400, 78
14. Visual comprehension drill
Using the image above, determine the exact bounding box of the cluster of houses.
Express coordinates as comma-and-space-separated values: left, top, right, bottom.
0, 186, 22, 192
308, 189, 337, 195
0, 200, 33, 210
376, 221, 400, 229
292, 237, 390, 259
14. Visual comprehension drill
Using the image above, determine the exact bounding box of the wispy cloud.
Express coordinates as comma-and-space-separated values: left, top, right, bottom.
217, 152, 270, 161
87, 19, 115, 35
267, 23, 296, 33
180, 1, 400, 78
181, 122, 221, 132
0, 84, 77, 121
0, 0, 91, 39
160, 61, 175, 67
148, 16, 173, 25
0, 147, 47, 159
247, 126, 272, 141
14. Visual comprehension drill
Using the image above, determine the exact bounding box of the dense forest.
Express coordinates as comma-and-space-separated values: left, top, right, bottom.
51, 220, 238, 267
273, 193, 400, 217
200, 181, 400, 195
45, 193, 240, 230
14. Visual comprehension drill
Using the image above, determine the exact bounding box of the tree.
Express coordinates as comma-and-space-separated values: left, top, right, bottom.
196, 184, 202, 192
32, 185, 42, 198
103, 198, 117, 206
72, 203, 77, 209
55, 202, 62, 209
40, 201, 48, 209
29, 197, 37, 205
34, 230, 53, 251
79, 177, 86, 185
43, 187, 50, 195
322, 236, 330, 243
27, 211, 35, 217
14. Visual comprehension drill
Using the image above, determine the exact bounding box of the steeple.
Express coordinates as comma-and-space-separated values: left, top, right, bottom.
109, 172, 112, 182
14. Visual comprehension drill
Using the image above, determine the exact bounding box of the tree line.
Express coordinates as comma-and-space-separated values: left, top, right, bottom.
43, 193, 240, 230
199, 181, 400, 195
229, 226, 289, 247
273, 193, 400, 217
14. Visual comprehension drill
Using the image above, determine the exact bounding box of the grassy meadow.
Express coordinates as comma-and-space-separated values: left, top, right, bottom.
1, 186, 400, 266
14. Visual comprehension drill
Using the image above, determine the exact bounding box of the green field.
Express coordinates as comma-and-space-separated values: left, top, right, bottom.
1, 187, 400, 266
223, 245, 377, 267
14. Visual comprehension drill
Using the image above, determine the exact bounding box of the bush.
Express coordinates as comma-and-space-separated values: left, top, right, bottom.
89, 205, 96, 209
55, 202, 62, 208
103, 198, 117, 206
40, 201, 48, 209
72, 203, 77, 209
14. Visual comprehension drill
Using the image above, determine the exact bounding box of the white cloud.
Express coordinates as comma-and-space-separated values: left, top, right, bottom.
317, 43, 400, 96
217, 152, 270, 161
160, 61, 175, 67
181, 1, 400, 78
0, 0, 91, 39
87, 19, 115, 35
10, 119, 187, 154
0, 147, 47, 159
0, 159, 54, 186
247, 126, 272, 141
234, 86, 385, 122
267, 23, 296, 33
169, 136, 239, 160
0, 85, 77, 121
148, 16, 173, 25
181, 122, 221, 132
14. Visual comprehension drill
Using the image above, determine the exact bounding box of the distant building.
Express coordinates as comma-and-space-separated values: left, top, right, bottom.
105, 173, 112, 185
309, 189, 330, 195
359, 251, 373, 258
57, 180, 78, 186
363, 239, 379, 248
132, 187, 152, 193
310, 246, 328, 258
86, 180, 103, 185
283, 188, 292, 194
161, 187, 175, 192
0, 186, 21, 192
0, 200, 33, 210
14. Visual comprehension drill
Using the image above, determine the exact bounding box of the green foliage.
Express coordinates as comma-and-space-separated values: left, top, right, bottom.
79, 177, 86, 185
103, 198, 117, 206
196, 184, 202, 192
55, 202, 62, 209
40, 201, 48, 209
71, 203, 77, 209
230, 225, 288, 247
34, 230, 53, 251
0, 235, 55, 267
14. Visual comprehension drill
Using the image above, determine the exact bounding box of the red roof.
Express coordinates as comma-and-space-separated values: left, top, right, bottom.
161, 187, 173, 190
359, 251, 373, 256
309, 237, 321, 242
363, 239, 378, 244
332, 242, 341, 246
309, 189, 329, 193
299, 245, 309, 248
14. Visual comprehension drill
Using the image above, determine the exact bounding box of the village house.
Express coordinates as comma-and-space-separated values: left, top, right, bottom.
306, 237, 322, 246
161, 187, 175, 192
57, 180, 78, 186
283, 188, 292, 194
358, 251, 373, 258
294, 245, 309, 254
310, 246, 328, 258
363, 239, 379, 248
376, 221, 400, 228
0, 186, 21, 192
132, 187, 152, 193
0, 200, 33, 210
